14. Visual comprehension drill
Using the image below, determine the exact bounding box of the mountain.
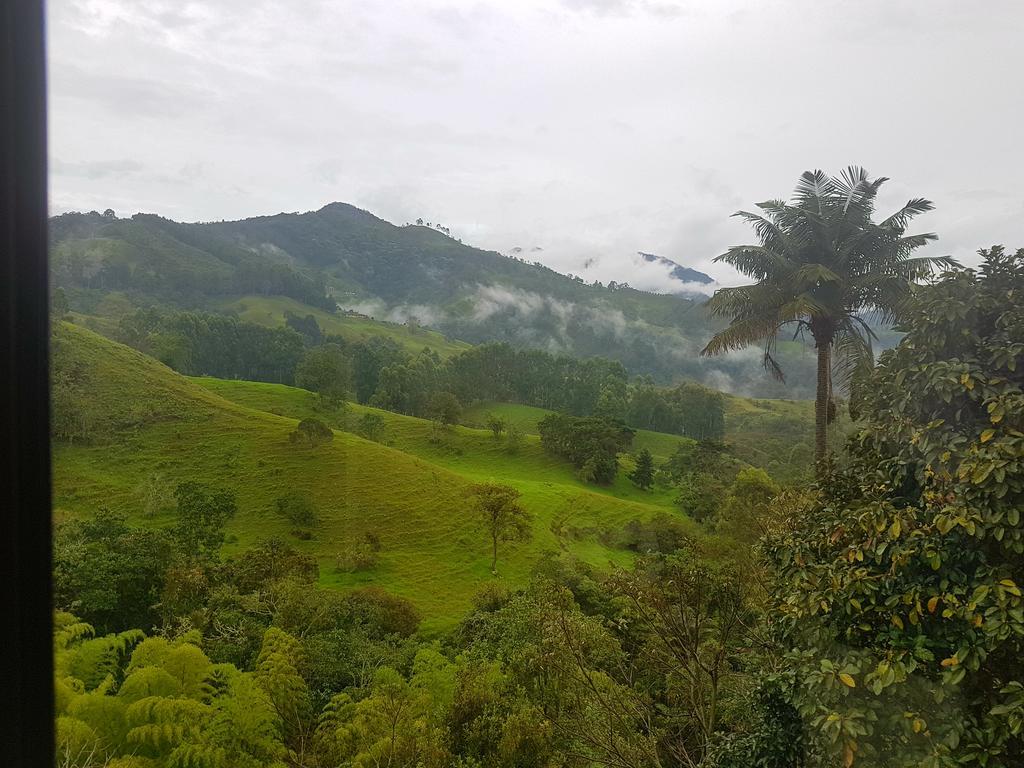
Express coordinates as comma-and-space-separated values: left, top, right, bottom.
50, 203, 819, 398
637, 251, 714, 292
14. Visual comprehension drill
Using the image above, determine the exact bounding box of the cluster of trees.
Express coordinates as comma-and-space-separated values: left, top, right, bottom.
628, 377, 726, 440
117, 309, 306, 384
111, 308, 727, 441
538, 413, 635, 484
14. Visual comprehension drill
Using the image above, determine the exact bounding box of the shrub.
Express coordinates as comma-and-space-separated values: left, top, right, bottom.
342, 587, 421, 638
335, 533, 382, 573
274, 492, 319, 529
289, 417, 333, 447
355, 412, 386, 442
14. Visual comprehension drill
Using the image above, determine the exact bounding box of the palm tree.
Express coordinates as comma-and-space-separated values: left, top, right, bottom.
700, 167, 954, 472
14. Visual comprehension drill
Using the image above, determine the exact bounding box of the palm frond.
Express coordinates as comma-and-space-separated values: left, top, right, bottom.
701, 313, 785, 356
879, 198, 934, 231
715, 245, 794, 281
832, 317, 876, 391
793, 169, 834, 213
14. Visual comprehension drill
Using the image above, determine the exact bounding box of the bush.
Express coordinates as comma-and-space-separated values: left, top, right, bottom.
335, 533, 382, 573
356, 412, 386, 442
622, 514, 691, 554
289, 417, 333, 447
274, 492, 319, 529
342, 587, 421, 638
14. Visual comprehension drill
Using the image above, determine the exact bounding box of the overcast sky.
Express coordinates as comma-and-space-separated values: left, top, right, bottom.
47, 0, 1024, 287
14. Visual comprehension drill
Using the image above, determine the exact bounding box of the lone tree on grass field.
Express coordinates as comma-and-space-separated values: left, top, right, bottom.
467, 482, 532, 575
485, 413, 507, 440
295, 343, 350, 408
700, 167, 954, 473
628, 448, 655, 490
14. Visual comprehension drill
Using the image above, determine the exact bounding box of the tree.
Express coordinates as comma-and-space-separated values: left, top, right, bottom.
467, 483, 532, 575
538, 413, 634, 484
52, 510, 174, 633
485, 413, 507, 440
700, 167, 952, 471
765, 247, 1024, 767
295, 343, 350, 407
172, 482, 237, 559
505, 423, 524, 455
426, 390, 462, 427
628, 448, 655, 490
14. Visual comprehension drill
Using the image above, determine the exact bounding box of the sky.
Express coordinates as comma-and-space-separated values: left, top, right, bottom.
47, 0, 1024, 289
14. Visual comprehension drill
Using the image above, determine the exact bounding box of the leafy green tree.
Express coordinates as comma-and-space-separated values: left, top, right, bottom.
351, 338, 405, 404
505, 423, 524, 455
284, 310, 323, 345
53, 511, 174, 634
628, 448, 655, 490
426, 390, 462, 427
538, 413, 634, 484
715, 466, 779, 544
608, 553, 757, 766
255, 627, 313, 760
766, 247, 1024, 767
172, 482, 237, 559
485, 413, 507, 440
701, 167, 951, 470
295, 343, 350, 407
467, 483, 532, 575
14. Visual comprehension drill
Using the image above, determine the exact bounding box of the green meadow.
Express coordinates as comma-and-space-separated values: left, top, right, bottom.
53, 323, 693, 632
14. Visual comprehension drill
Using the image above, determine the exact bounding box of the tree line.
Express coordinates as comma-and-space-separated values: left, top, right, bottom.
112, 308, 728, 440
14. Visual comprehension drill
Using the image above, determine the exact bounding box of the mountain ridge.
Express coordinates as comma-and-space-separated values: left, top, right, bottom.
49, 203, 819, 398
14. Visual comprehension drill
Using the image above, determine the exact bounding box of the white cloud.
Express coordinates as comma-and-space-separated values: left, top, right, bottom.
46, 0, 1024, 288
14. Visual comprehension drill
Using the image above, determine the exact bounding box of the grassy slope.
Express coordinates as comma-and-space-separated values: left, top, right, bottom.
465, 397, 826, 485
53, 323, 689, 632
217, 294, 470, 358
462, 402, 693, 464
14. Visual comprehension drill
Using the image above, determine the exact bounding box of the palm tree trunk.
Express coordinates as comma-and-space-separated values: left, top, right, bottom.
814, 341, 831, 473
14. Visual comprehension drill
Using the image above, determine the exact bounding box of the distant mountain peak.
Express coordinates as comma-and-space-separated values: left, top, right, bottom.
637, 252, 713, 285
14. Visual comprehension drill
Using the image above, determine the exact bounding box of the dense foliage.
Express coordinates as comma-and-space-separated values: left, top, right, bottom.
762, 248, 1024, 766
538, 413, 635, 484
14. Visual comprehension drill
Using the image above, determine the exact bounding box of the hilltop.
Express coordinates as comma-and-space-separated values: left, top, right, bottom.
50, 204, 820, 397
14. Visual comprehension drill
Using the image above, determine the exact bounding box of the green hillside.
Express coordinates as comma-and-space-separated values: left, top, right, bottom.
463, 396, 830, 484
217, 294, 470, 358
53, 322, 694, 632
49, 205, 822, 397
462, 401, 694, 463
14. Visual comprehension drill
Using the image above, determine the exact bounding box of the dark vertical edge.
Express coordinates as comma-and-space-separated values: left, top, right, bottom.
0, 0, 53, 764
